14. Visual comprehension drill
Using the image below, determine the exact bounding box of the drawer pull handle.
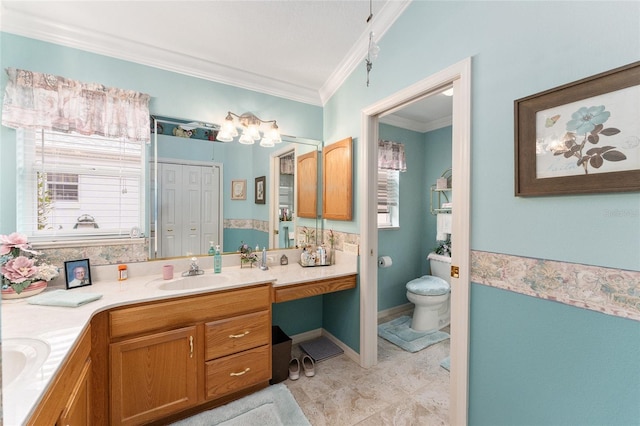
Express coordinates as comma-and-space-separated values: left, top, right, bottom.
189, 335, 194, 358
230, 367, 251, 376
229, 331, 250, 339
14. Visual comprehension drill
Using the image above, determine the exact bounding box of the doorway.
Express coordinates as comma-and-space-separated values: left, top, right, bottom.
269, 147, 296, 249
360, 58, 472, 425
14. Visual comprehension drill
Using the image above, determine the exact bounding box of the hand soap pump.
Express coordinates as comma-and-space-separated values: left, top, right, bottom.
213, 245, 222, 274
208, 241, 215, 256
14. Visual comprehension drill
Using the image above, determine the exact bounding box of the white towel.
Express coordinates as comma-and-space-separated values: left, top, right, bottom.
436, 213, 452, 241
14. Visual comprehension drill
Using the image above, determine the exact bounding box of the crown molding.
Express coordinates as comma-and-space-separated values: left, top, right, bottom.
380, 114, 452, 133
318, 0, 412, 105
0, 6, 322, 106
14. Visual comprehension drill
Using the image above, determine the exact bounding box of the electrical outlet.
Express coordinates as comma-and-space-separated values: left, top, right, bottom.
343, 243, 359, 255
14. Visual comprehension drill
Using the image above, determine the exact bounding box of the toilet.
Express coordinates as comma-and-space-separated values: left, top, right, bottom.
405, 252, 451, 332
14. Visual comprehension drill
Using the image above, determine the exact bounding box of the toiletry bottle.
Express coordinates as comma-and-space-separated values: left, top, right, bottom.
214, 245, 222, 273
208, 241, 215, 256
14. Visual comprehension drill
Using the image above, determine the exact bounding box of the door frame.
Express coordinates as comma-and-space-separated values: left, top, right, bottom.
269, 146, 296, 249
359, 57, 472, 425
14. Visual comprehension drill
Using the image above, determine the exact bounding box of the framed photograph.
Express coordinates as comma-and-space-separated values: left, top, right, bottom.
515, 61, 640, 196
255, 176, 266, 204
231, 179, 246, 200
64, 259, 92, 289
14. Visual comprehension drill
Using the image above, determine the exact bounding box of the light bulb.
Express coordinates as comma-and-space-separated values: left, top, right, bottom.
239, 132, 255, 144
260, 137, 275, 147
216, 131, 233, 142
221, 115, 238, 137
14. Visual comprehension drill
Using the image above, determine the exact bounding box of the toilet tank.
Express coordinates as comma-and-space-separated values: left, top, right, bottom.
427, 252, 451, 284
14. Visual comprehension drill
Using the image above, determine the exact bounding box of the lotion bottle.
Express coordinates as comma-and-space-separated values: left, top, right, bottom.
213, 245, 222, 273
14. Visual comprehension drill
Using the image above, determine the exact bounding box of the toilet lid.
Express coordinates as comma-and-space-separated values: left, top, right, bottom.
406, 275, 450, 296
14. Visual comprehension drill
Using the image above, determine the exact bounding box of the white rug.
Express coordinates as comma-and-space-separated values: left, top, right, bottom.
171, 384, 310, 426
378, 315, 450, 353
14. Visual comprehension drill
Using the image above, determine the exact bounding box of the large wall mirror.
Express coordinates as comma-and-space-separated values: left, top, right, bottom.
148, 116, 322, 260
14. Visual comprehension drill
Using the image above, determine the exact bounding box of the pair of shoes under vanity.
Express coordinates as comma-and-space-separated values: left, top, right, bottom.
288, 354, 315, 380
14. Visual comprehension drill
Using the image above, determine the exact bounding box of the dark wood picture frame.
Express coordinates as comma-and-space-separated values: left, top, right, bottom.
64, 258, 92, 289
255, 176, 266, 204
515, 61, 640, 196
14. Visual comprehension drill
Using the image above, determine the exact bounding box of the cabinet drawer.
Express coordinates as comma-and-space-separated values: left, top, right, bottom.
205, 345, 271, 400
205, 310, 270, 360
110, 284, 270, 338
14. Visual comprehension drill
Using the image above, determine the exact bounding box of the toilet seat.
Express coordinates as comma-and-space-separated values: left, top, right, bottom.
406, 275, 450, 296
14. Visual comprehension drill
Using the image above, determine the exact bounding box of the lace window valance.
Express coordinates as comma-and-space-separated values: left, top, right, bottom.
2, 68, 151, 143
378, 139, 407, 171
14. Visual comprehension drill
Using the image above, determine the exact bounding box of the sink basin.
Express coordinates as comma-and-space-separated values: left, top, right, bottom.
2, 337, 50, 388
150, 274, 230, 291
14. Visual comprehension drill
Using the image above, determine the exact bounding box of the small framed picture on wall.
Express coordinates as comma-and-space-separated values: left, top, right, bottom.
255, 176, 266, 204
231, 179, 247, 200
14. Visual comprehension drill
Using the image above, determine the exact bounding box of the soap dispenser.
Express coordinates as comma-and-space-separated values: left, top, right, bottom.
213, 245, 222, 274
208, 241, 215, 256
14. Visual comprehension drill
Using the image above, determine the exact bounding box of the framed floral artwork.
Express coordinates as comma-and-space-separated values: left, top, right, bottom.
515, 61, 640, 196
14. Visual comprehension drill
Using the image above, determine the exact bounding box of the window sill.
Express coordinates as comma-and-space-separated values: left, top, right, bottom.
378, 226, 400, 231
32, 237, 146, 250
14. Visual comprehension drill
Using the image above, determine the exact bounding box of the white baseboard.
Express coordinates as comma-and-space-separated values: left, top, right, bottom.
377, 303, 413, 320
289, 328, 360, 365
290, 328, 322, 345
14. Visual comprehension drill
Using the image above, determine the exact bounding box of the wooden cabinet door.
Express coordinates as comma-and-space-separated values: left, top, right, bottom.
57, 358, 92, 426
110, 326, 198, 426
297, 150, 318, 218
323, 137, 352, 220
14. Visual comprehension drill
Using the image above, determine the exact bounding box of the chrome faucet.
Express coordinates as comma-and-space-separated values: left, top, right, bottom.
182, 257, 204, 277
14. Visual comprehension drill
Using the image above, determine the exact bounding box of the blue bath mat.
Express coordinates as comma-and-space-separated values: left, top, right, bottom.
440, 356, 450, 371
377, 315, 449, 353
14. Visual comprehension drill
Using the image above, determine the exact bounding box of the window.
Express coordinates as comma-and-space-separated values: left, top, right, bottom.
377, 169, 399, 228
17, 129, 144, 239
46, 173, 79, 201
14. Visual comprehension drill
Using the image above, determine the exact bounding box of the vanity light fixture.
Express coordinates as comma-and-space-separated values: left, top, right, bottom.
216, 111, 282, 147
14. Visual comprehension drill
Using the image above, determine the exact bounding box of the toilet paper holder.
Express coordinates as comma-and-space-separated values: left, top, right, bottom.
378, 256, 393, 268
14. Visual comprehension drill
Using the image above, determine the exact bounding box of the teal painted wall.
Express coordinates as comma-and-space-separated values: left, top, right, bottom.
422, 126, 453, 274
469, 284, 640, 425
322, 1, 640, 423
377, 123, 427, 311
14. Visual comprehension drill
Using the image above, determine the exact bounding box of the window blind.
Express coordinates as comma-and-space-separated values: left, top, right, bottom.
17, 129, 144, 239
377, 169, 399, 227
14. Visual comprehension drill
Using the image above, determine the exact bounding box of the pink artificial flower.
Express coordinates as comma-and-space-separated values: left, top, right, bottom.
0, 232, 37, 256
1, 256, 38, 283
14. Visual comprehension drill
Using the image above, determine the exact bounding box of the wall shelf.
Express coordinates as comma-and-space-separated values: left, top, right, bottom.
430, 168, 452, 215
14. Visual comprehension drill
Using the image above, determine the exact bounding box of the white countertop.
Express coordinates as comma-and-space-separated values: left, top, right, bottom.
1, 251, 358, 425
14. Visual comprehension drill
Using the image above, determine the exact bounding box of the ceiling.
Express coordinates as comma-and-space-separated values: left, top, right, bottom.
0, 0, 451, 132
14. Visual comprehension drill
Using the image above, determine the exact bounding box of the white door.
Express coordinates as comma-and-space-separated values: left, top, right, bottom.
201, 165, 222, 252
159, 163, 180, 258
158, 162, 222, 258
181, 165, 202, 256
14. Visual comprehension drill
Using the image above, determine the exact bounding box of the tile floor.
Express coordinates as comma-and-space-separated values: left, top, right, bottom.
285, 311, 451, 425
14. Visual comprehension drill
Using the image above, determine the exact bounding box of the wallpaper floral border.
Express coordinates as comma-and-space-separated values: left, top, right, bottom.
471, 250, 640, 321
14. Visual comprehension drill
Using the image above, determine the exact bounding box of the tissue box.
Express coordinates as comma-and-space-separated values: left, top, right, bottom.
436, 177, 448, 189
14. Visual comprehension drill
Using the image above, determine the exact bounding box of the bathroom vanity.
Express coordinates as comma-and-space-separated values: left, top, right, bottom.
2, 254, 357, 425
